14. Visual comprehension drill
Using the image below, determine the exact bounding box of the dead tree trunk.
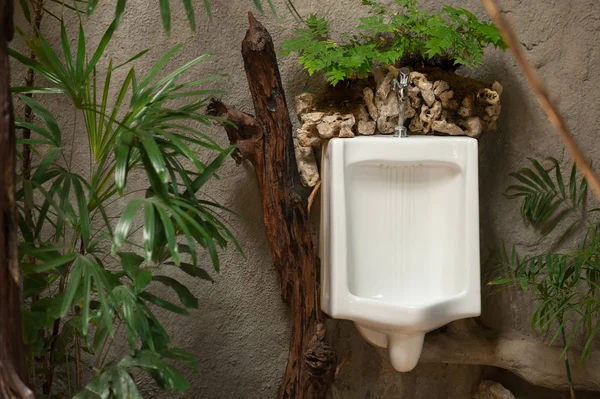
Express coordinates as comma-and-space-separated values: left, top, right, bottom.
0, 1, 34, 398
208, 13, 336, 399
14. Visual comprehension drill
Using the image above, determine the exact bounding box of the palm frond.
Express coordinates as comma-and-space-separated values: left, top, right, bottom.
506, 157, 588, 238
12, 9, 242, 398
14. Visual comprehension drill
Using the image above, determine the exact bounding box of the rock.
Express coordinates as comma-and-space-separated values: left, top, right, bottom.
432, 120, 464, 135
357, 106, 376, 135
363, 87, 379, 120
492, 81, 504, 97
294, 140, 319, 188
295, 92, 316, 117
297, 125, 321, 147
477, 88, 500, 105
313, 113, 356, 139
485, 103, 502, 118
439, 90, 458, 111
317, 114, 342, 138
358, 119, 376, 135
377, 116, 398, 134
339, 114, 356, 138
421, 89, 436, 107
301, 112, 325, 124
410, 72, 435, 106
458, 97, 475, 118
408, 85, 422, 109
409, 71, 426, 85
473, 381, 515, 399
375, 91, 399, 134
463, 116, 486, 138
403, 104, 416, 120
409, 115, 424, 133
417, 80, 435, 107
433, 80, 450, 97
299, 112, 326, 145
419, 101, 442, 134
376, 66, 399, 100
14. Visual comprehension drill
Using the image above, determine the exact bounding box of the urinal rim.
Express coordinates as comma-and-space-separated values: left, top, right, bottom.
328, 289, 481, 333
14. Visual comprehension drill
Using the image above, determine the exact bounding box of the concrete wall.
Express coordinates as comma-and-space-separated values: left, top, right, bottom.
13, 0, 600, 397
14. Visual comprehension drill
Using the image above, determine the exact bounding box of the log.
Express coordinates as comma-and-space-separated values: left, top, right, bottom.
420, 320, 600, 393
0, 0, 34, 397
208, 13, 336, 399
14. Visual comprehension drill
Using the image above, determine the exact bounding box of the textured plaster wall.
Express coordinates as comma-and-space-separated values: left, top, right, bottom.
12, 0, 600, 397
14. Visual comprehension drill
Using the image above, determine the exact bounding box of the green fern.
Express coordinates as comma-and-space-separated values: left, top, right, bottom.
281, 0, 506, 85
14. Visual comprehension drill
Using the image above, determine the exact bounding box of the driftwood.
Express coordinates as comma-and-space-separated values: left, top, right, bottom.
0, 0, 34, 398
420, 320, 600, 393
208, 13, 336, 399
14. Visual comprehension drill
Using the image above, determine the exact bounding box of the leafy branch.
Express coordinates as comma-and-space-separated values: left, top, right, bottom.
281, 0, 505, 85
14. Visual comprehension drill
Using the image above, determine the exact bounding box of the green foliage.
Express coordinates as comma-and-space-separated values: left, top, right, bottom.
281, 0, 506, 86
12, 16, 240, 397
505, 158, 588, 241
491, 158, 600, 392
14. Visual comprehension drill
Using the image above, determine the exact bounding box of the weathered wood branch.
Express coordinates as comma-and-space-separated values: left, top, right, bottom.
207, 100, 261, 164
0, 0, 34, 397
209, 13, 336, 399
420, 320, 600, 392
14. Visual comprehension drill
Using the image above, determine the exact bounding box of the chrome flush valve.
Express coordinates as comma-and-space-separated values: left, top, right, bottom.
393, 67, 411, 138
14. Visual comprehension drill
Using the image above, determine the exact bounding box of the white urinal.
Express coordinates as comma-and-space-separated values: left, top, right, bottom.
320, 136, 480, 372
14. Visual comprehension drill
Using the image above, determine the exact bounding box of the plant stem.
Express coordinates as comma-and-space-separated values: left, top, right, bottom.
99, 320, 122, 369
75, 335, 81, 392
65, 347, 72, 397
21, 0, 44, 237
560, 323, 577, 399
43, 253, 72, 395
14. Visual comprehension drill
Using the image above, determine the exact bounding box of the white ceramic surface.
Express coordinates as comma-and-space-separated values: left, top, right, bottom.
320, 136, 480, 372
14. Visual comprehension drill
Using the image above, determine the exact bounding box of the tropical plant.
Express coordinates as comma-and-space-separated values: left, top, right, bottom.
281, 0, 506, 85
11, 11, 242, 398
490, 158, 599, 399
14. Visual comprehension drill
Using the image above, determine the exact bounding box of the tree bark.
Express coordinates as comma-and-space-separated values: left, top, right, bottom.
0, 0, 34, 397
208, 13, 336, 399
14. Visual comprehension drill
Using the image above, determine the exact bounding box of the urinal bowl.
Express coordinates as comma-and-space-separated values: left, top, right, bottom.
320, 136, 480, 372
